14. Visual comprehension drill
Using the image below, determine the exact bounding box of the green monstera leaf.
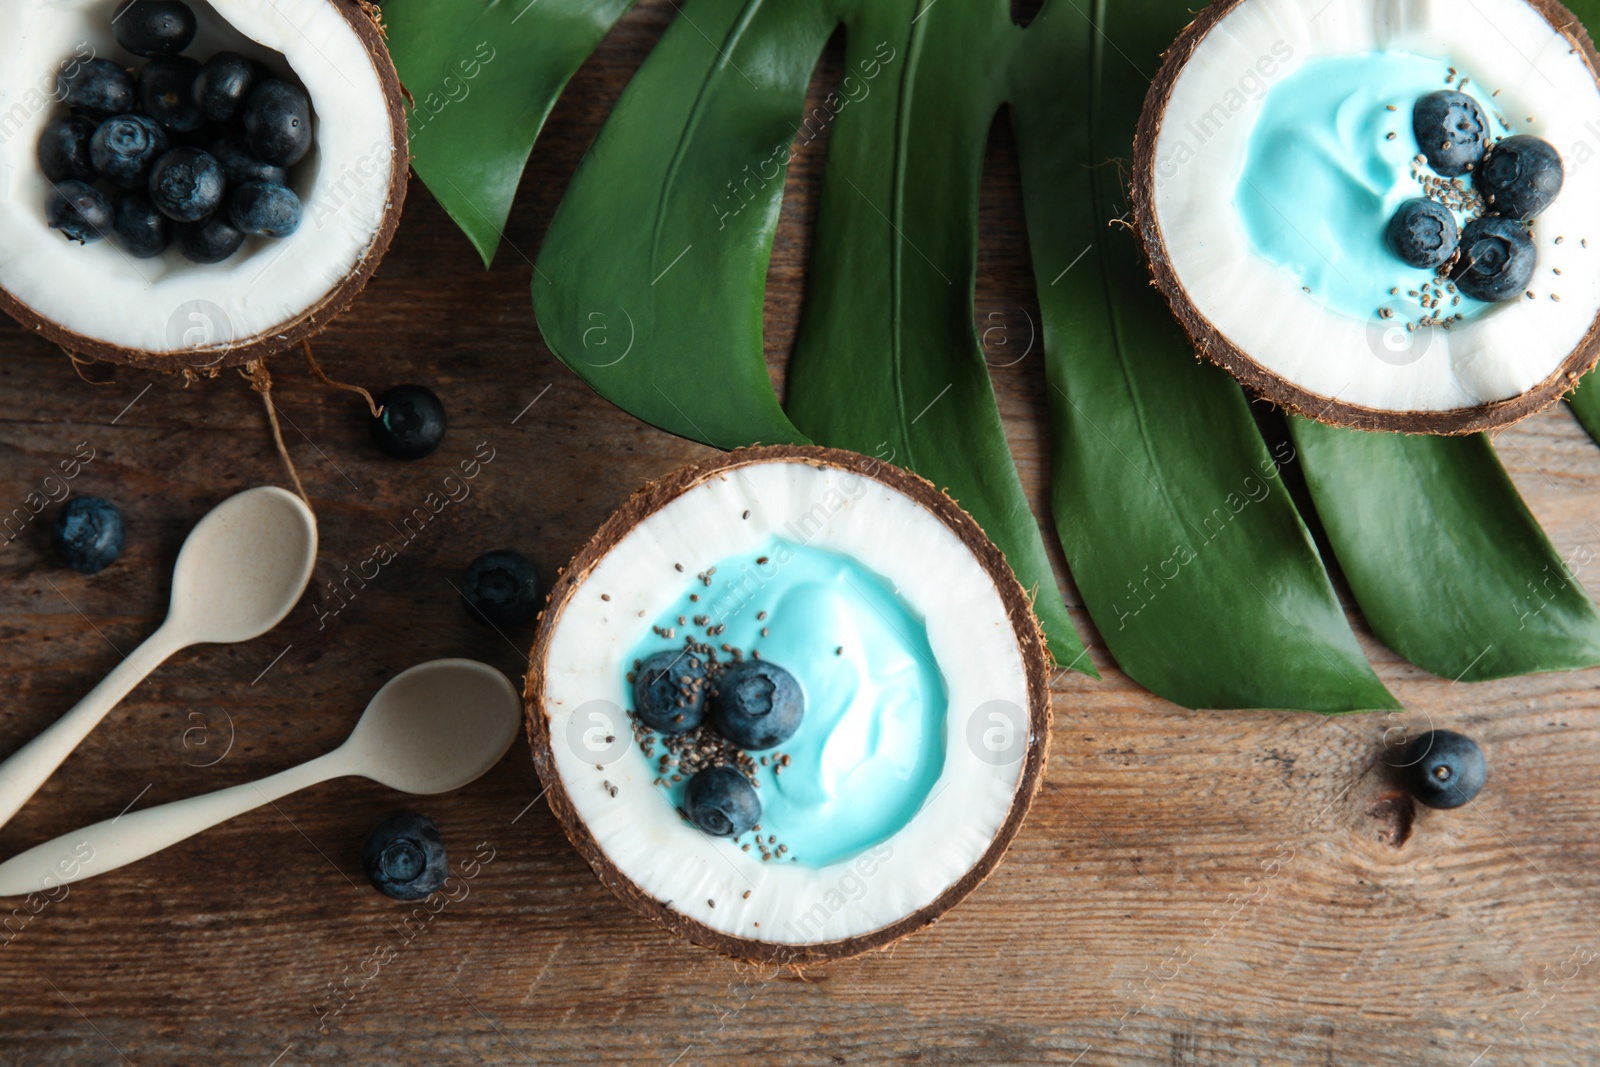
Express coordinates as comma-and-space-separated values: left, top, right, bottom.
400, 0, 1600, 710
385, 0, 639, 267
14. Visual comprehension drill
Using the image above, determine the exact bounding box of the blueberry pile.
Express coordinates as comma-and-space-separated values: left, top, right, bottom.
1386, 89, 1564, 307
632, 648, 805, 839
39, 0, 310, 262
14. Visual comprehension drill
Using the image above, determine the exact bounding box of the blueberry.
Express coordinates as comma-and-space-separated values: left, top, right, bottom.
632, 649, 709, 735
52, 497, 125, 574
90, 114, 169, 190
113, 0, 197, 57
243, 79, 313, 167
208, 133, 287, 186
148, 146, 224, 221
1384, 198, 1458, 270
140, 56, 204, 132
370, 384, 446, 460
228, 181, 300, 238
460, 550, 541, 628
37, 116, 98, 183
46, 181, 113, 244
193, 52, 257, 124
113, 192, 170, 257
1451, 216, 1536, 303
1476, 135, 1563, 221
710, 660, 803, 751
683, 766, 761, 838
58, 59, 136, 117
1393, 729, 1486, 809
172, 214, 244, 263
362, 812, 448, 901
1412, 91, 1489, 177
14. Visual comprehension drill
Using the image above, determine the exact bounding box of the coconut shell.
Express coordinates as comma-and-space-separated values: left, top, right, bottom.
0, 0, 408, 372
1131, 0, 1600, 435
523, 445, 1053, 965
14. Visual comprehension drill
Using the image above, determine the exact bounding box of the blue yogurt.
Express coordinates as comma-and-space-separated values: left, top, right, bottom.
1235, 52, 1513, 323
625, 538, 948, 867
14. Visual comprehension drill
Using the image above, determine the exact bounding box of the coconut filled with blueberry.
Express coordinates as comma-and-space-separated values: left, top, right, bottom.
524, 446, 1052, 964
0, 0, 406, 369
1133, 0, 1600, 434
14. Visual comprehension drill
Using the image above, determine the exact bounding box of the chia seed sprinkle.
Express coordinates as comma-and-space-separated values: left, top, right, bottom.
601, 593, 611, 601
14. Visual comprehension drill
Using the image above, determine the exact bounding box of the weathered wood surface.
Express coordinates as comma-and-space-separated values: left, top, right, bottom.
4, 4, 1600, 1063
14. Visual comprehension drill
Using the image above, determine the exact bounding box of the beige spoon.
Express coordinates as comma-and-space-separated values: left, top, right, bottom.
0, 486, 317, 831
0, 659, 521, 896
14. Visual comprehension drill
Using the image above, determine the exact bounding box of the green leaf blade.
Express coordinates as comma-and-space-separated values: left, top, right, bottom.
533, 0, 827, 449
1289, 419, 1600, 682
786, 1, 1095, 671
385, 0, 639, 267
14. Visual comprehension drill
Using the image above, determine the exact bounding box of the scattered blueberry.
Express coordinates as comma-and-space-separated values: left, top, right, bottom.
192, 52, 257, 123
1412, 90, 1489, 177
683, 766, 761, 838
52, 497, 125, 574
208, 133, 287, 186
632, 649, 709, 735
46, 181, 113, 244
460, 550, 541, 628
1451, 216, 1536, 303
228, 181, 301, 238
1476, 135, 1563, 221
1393, 729, 1486, 809
37, 116, 98, 183
172, 214, 245, 263
710, 660, 804, 751
90, 114, 169, 190
370, 384, 446, 460
243, 79, 313, 167
148, 146, 224, 221
362, 812, 448, 901
1385, 198, 1458, 270
139, 56, 204, 133
113, 0, 198, 58
58, 59, 136, 117
112, 192, 170, 257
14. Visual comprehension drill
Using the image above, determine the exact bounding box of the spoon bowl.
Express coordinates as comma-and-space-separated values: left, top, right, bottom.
165, 486, 319, 643
347, 659, 524, 794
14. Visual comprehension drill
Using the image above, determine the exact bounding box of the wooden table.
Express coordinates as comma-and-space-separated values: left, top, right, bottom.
4, 4, 1600, 1063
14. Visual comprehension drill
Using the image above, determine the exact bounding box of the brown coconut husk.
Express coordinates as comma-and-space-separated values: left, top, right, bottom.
522, 445, 1053, 965
1130, 0, 1600, 435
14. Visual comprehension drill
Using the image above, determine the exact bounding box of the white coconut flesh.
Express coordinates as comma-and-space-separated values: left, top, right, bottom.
538, 459, 1037, 948
1149, 0, 1600, 416
0, 0, 395, 357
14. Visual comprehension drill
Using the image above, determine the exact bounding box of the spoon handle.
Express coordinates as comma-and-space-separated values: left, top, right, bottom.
0, 625, 186, 831
0, 750, 347, 897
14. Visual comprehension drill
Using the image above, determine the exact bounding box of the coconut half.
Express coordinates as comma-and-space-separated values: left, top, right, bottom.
0, 0, 406, 369
1133, 0, 1600, 434
524, 446, 1051, 964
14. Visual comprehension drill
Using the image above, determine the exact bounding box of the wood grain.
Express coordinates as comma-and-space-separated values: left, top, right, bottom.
3, 3, 1600, 1063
